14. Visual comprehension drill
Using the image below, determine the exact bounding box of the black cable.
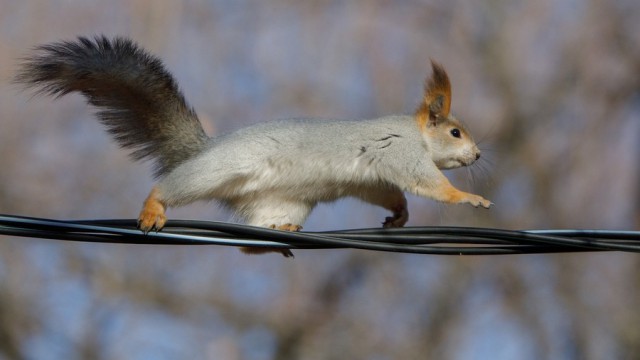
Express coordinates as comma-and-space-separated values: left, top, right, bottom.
0, 214, 639, 255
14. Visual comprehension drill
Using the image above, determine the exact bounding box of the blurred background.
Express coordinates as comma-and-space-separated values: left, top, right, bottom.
0, 1, 639, 359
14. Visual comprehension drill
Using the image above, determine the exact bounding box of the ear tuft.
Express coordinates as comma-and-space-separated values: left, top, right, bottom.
416, 60, 452, 128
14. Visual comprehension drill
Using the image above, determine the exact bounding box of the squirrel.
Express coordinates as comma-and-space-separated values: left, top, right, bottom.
15, 35, 492, 257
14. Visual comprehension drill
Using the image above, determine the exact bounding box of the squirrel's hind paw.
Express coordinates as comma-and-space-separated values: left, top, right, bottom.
240, 223, 301, 258
137, 208, 167, 233
272, 223, 303, 232
137, 187, 167, 233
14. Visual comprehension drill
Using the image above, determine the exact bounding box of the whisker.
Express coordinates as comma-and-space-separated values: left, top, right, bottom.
469, 158, 494, 188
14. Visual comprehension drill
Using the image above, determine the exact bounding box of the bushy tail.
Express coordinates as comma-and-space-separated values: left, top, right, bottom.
15, 35, 209, 178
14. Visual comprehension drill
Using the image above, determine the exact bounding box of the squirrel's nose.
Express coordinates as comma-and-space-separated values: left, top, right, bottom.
475, 151, 481, 160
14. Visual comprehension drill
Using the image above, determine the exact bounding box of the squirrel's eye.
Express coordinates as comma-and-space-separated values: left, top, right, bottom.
450, 129, 461, 138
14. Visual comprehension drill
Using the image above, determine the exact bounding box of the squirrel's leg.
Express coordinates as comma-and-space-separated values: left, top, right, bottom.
238, 197, 313, 258
414, 175, 492, 208
137, 186, 167, 233
355, 187, 408, 228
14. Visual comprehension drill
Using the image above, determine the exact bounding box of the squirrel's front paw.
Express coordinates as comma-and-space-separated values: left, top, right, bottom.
463, 194, 493, 209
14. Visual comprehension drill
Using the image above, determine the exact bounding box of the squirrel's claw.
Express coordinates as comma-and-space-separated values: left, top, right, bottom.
137, 187, 167, 234
137, 209, 167, 234
478, 199, 493, 209
462, 193, 492, 209
382, 203, 409, 228
280, 249, 295, 258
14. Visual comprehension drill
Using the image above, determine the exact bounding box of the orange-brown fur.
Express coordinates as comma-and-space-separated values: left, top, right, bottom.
414, 177, 491, 208
436, 180, 478, 204
138, 186, 167, 232
416, 60, 452, 130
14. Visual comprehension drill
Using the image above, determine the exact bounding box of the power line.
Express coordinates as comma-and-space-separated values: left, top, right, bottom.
0, 214, 639, 255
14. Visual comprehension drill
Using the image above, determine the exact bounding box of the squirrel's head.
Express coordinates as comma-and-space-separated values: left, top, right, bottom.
416, 61, 480, 170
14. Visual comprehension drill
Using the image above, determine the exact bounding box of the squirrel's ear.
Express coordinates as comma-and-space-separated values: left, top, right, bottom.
416, 60, 452, 128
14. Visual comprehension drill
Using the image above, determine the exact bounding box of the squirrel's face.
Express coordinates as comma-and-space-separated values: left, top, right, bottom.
415, 62, 480, 170
425, 115, 480, 170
